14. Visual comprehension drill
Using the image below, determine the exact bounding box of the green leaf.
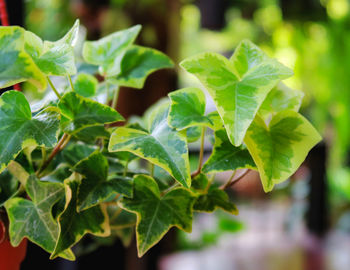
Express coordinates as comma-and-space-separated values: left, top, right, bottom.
47, 19, 80, 47
193, 187, 238, 214
180, 40, 293, 146
61, 143, 97, 167
4, 175, 74, 260
114, 45, 174, 88
244, 110, 322, 192
186, 126, 202, 142
82, 25, 141, 77
58, 92, 124, 134
108, 207, 136, 229
0, 26, 46, 89
119, 175, 195, 257
73, 125, 110, 143
202, 129, 256, 173
0, 91, 60, 173
259, 83, 304, 119
73, 73, 98, 97
24, 31, 76, 77
191, 173, 209, 192
0, 170, 18, 206
168, 87, 222, 130
109, 101, 191, 187
51, 176, 110, 259
73, 151, 133, 211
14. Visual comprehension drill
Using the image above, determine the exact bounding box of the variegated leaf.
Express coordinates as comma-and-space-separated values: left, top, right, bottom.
244, 110, 322, 192
202, 129, 256, 173
180, 40, 293, 146
0, 26, 46, 89
5, 175, 74, 260
51, 176, 110, 259
109, 100, 191, 187
58, 92, 124, 134
0, 91, 60, 173
119, 175, 195, 257
83, 25, 141, 77
73, 151, 133, 211
168, 87, 223, 130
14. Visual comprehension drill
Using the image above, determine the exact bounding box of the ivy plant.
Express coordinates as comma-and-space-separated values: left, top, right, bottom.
0, 20, 321, 259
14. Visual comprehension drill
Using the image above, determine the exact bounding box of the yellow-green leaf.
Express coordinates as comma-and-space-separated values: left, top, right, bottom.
114, 45, 174, 88
5, 176, 74, 260
82, 25, 141, 77
244, 110, 322, 192
0, 26, 46, 89
58, 92, 124, 134
168, 87, 223, 130
109, 101, 191, 187
180, 40, 293, 146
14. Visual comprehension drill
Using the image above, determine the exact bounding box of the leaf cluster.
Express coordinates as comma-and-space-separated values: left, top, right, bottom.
0, 21, 321, 258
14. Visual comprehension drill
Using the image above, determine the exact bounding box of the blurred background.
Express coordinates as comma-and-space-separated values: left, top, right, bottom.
2, 0, 350, 269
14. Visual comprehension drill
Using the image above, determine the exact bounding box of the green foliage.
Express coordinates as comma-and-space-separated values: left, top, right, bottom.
168, 87, 222, 130
5, 176, 74, 260
0, 22, 320, 260
0, 27, 46, 89
180, 40, 293, 146
119, 175, 195, 257
0, 91, 60, 173
109, 100, 191, 188
73, 73, 98, 97
114, 45, 174, 88
244, 111, 321, 192
202, 129, 256, 173
82, 25, 141, 77
58, 92, 124, 134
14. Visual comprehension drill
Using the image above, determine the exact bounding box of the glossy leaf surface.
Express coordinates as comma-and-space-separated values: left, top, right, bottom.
52, 177, 110, 258
168, 87, 222, 130
259, 83, 304, 119
83, 25, 141, 76
74, 151, 133, 211
0, 91, 60, 173
0, 27, 46, 89
115, 45, 173, 88
119, 175, 195, 257
58, 92, 124, 134
180, 40, 293, 146
109, 101, 191, 187
5, 176, 74, 260
202, 129, 256, 173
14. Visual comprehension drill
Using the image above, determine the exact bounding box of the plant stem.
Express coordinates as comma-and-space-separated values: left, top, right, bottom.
111, 86, 120, 109
220, 169, 251, 190
36, 133, 71, 177
160, 182, 180, 196
68, 75, 75, 91
220, 170, 236, 190
37, 147, 47, 174
123, 160, 129, 177
150, 163, 154, 177
191, 126, 206, 178
47, 77, 62, 99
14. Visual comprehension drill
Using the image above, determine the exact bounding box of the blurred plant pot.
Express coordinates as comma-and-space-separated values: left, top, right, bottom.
0, 220, 27, 270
